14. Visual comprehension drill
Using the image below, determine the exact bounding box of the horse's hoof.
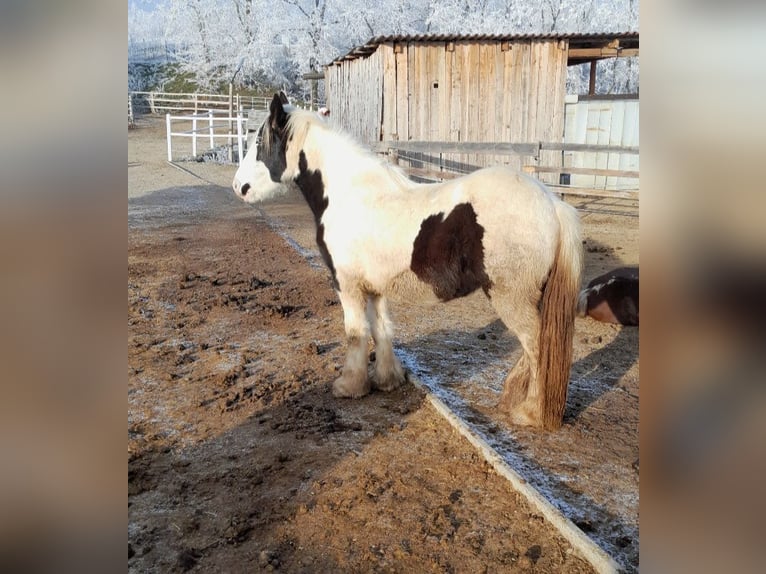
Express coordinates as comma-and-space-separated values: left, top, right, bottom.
332, 375, 370, 399
372, 366, 406, 392
505, 401, 543, 428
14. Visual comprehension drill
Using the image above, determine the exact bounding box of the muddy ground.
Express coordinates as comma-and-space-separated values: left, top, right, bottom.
129, 117, 639, 572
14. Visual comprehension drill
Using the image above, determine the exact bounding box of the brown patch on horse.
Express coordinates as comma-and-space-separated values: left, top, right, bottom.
295, 150, 337, 289
578, 266, 639, 326
410, 203, 492, 301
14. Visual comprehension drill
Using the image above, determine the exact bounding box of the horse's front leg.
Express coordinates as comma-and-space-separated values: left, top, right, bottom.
367, 295, 405, 392
332, 283, 372, 399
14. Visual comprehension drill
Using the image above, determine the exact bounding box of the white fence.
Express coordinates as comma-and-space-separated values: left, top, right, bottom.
563, 95, 639, 190
132, 91, 270, 115
165, 110, 249, 164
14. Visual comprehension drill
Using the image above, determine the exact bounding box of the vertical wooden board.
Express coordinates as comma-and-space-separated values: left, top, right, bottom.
408, 46, 418, 143
457, 43, 470, 171
425, 44, 433, 140
407, 43, 417, 143
328, 67, 336, 118
396, 45, 409, 142
462, 43, 472, 144
597, 103, 612, 146
345, 63, 352, 137
442, 45, 452, 169
516, 43, 529, 143
594, 104, 612, 188
420, 45, 429, 143
535, 43, 548, 180
357, 58, 363, 140
350, 62, 356, 138
478, 42, 494, 167
529, 43, 541, 149
629, 101, 640, 148
534, 43, 547, 137
459, 42, 469, 144
366, 56, 372, 141
620, 101, 639, 189
427, 44, 439, 141
494, 44, 505, 145
471, 44, 481, 141
605, 100, 625, 188
569, 101, 588, 188
384, 45, 396, 141
553, 42, 568, 142
546, 42, 562, 177
544, 42, 554, 140
502, 47, 514, 158
506, 45, 519, 167
580, 102, 600, 188
375, 50, 384, 143
448, 44, 462, 170
469, 44, 481, 167
584, 102, 599, 145
435, 44, 447, 142
365, 57, 371, 141
463, 44, 475, 166
415, 44, 425, 142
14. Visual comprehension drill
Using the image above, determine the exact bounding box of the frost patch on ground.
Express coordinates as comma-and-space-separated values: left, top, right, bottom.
396, 347, 637, 572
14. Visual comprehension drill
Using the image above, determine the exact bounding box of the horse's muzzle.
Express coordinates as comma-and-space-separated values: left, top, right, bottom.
232, 178, 249, 197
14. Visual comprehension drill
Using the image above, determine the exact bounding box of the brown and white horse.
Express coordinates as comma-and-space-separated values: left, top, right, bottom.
578, 266, 639, 326
232, 93, 584, 430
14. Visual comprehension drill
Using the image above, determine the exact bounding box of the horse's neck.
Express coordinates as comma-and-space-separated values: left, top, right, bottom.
310, 134, 413, 200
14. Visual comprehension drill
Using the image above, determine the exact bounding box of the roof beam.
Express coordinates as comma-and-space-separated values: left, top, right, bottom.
568, 47, 639, 59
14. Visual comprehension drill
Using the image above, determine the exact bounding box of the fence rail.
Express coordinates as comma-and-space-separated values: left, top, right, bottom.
376, 140, 638, 202
131, 91, 271, 115
165, 111, 248, 164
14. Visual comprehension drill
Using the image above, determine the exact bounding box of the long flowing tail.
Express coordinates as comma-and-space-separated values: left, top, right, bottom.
537, 200, 583, 430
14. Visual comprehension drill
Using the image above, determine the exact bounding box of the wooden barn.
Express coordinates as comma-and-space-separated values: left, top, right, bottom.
324, 32, 638, 175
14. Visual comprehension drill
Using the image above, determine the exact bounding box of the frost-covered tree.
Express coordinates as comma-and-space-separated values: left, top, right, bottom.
129, 0, 639, 94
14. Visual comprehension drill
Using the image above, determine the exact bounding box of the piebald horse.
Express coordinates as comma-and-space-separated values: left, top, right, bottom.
578, 266, 639, 326
233, 93, 583, 430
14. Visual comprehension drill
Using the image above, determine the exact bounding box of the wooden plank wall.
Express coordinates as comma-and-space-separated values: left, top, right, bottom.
327, 39, 568, 181
325, 49, 384, 144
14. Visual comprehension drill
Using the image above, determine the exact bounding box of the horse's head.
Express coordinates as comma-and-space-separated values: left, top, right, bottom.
232, 91, 293, 203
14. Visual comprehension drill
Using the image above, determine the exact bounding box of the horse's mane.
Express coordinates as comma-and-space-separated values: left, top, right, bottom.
285, 109, 417, 192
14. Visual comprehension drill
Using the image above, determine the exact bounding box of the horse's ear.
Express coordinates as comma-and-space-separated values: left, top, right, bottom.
270, 93, 288, 130
278, 90, 290, 105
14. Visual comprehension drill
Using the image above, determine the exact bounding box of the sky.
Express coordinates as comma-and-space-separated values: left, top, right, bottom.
129, 0, 165, 11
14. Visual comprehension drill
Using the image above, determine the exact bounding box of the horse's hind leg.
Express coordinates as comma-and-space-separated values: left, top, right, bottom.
492, 291, 544, 427
367, 295, 405, 392
332, 284, 372, 399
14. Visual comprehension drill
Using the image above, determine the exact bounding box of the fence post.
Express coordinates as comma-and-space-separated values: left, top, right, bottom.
166, 113, 172, 161
192, 115, 198, 158
194, 93, 198, 115
236, 111, 244, 164
208, 110, 214, 148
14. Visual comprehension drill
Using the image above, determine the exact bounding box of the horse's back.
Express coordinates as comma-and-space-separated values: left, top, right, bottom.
459, 167, 562, 269
455, 166, 560, 217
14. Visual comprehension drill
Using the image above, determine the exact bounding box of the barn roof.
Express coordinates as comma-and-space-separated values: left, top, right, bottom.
328, 32, 639, 67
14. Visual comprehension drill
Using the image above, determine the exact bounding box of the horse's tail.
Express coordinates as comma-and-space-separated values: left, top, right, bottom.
537, 199, 583, 430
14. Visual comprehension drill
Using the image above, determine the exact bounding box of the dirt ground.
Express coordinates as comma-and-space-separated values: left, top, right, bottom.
129, 117, 639, 572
